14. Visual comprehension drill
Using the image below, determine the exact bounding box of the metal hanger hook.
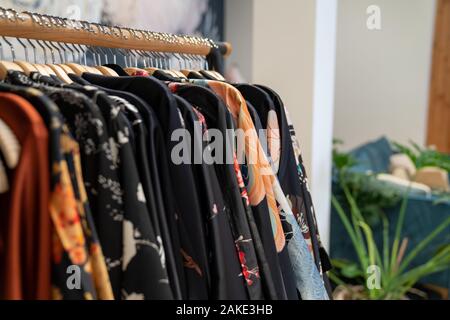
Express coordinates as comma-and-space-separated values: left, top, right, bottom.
35, 40, 48, 64
16, 38, 29, 62
49, 41, 64, 63
2, 36, 16, 61
25, 39, 38, 64
42, 40, 56, 64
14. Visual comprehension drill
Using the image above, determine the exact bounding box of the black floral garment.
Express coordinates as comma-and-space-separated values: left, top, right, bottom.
10, 72, 126, 299
1, 75, 114, 300
242, 98, 299, 299
80, 73, 209, 299
174, 95, 248, 299
249, 84, 333, 296
170, 83, 270, 300
67, 73, 184, 299
7, 71, 173, 300
58, 84, 173, 300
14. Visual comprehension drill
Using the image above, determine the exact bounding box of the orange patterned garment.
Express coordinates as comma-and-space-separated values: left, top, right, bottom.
50, 131, 114, 300
206, 81, 286, 253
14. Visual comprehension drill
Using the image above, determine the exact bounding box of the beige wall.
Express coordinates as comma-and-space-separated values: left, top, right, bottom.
334, 0, 436, 150
252, 0, 317, 174
225, 0, 337, 248
226, 0, 319, 173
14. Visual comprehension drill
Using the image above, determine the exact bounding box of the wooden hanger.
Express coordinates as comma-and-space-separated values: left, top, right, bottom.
144, 67, 159, 75
143, 51, 186, 79
121, 48, 152, 76
171, 70, 188, 79
62, 43, 93, 75
95, 66, 119, 76
200, 70, 226, 81
43, 64, 56, 76
65, 63, 87, 76
85, 66, 103, 75
14, 60, 38, 75
65, 63, 102, 75
12, 39, 40, 76
33, 64, 50, 76
165, 52, 187, 79
177, 54, 216, 80
57, 64, 75, 75
145, 67, 188, 80
45, 41, 75, 83
46, 64, 73, 83
0, 61, 23, 80
29, 40, 57, 76
89, 47, 119, 76
126, 67, 149, 76
49, 43, 78, 76
181, 69, 204, 79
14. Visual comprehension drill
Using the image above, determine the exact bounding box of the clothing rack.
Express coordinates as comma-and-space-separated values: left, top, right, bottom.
0, 7, 334, 302
0, 7, 232, 57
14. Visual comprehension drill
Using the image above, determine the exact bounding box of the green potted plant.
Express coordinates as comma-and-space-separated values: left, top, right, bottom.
330, 140, 450, 300
330, 174, 450, 300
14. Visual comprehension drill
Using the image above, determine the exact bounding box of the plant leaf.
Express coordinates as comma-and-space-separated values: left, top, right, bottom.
390, 190, 410, 275
398, 215, 450, 274
341, 263, 364, 279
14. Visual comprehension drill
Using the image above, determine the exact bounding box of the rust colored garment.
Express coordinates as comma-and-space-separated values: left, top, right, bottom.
0, 93, 51, 300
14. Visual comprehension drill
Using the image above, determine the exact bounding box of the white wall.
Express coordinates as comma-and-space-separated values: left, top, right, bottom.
251, 0, 317, 174
334, 0, 436, 151
225, 0, 337, 249
225, 0, 317, 170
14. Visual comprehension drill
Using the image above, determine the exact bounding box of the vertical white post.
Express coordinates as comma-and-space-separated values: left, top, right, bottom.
311, 0, 338, 250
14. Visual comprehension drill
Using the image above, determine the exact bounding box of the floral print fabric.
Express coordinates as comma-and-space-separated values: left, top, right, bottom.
199, 80, 329, 300
206, 82, 286, 253
1, 67, 331, 301
0, 78, 114, 300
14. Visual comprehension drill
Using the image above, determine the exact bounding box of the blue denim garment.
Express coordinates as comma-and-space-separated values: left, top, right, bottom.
285, 213, 329, 300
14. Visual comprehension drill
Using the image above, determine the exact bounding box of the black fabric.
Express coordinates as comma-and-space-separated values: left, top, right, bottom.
235, 85, 271, 128
254, 84, 333, 296
174, 95, 247, 300
81, 73, 210, 300
245, 100, 299, 300
0, 81, 99, 300
206, 47, 225, 74
180, 81, 292, 300
254, 85, 322, 266
186, 71, 206, 80
9, 71, 174, 300
103, 64, 129, 76
60, 84, 174, 300
69, 73, 185, 300
198, 70, 220, 81
5, 72, 124, 299
172, 84, 280, 300
0, 68, 330, 301
152, 70, 182, 82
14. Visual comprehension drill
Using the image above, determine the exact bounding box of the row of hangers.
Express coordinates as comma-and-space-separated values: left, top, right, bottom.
0, 7, 230, 193
0, 7, 227, 82
0, 36, 226, 83
0, 34, 227, 82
